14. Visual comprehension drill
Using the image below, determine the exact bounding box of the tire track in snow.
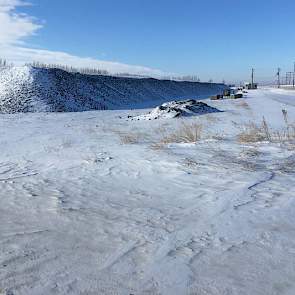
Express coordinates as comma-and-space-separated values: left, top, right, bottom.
234, 171, 275, 210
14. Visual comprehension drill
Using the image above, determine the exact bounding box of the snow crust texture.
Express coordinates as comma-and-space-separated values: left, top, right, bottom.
0, 66, 226, 113
0, 88, 295, 295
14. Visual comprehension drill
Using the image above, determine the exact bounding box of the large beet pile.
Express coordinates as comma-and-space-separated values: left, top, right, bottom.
0, 66, 226, 113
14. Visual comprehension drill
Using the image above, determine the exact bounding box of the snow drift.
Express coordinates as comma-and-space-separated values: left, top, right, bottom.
130, 99, 221, 120
0, 66, 226, 113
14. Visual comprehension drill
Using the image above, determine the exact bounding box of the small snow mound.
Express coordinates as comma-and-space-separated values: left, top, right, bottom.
130, 99, 221, 120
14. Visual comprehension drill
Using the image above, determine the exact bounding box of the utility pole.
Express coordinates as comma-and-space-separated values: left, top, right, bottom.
293, 62, 295, 88
251, 68, 254, 88
286, 72, 293, 85
277, 68, 281, 88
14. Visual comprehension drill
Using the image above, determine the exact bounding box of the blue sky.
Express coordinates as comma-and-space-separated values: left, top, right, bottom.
1, 0, 295, 82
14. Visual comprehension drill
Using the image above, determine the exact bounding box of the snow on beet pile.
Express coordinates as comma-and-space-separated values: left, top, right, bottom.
0, 66, 226, 113
130, 99, 221, 120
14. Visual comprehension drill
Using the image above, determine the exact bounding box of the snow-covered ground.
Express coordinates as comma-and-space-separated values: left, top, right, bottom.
0, 88, 295, 295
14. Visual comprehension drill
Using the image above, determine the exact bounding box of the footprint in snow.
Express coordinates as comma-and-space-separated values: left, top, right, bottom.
0, 162, 38, 182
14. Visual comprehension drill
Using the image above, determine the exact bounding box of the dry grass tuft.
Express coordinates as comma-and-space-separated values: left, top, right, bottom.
118, 130, 151, 144
160, 122, 203, 144
237, 122, 265, 143
238, 111, 295, 144
119, 133, 142, 144
209, 133, 226, 141
237, 100, 251, 110
206, 114, 219, 123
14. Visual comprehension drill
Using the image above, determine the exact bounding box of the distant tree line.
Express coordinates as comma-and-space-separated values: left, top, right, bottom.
114, 72, 150, 79
0, 58, 220, 83
27, 62, 204, 82
162, 75, 201, 82
0, 59, 14, 68
26, 61, 109, 76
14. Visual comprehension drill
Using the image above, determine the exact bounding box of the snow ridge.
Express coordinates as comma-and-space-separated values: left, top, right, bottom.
0, 66, 226, 113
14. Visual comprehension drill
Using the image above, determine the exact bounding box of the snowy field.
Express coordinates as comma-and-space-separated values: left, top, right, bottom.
0, 88, 295, 295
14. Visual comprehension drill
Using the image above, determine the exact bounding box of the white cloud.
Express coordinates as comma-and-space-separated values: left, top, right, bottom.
0, 0, 41, 44
0, 45, 166, 76
0, 0, 25, 12
0, 0, 167, 77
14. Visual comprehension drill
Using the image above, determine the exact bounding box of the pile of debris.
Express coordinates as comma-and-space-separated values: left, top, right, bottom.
129, 99, 220, 120
211, 88, 244, 100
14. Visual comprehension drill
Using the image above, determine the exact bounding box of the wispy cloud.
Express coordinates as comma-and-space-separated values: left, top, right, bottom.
0, 0, 41, 44
0, 45, 166, 76
0, 0, 166, 77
